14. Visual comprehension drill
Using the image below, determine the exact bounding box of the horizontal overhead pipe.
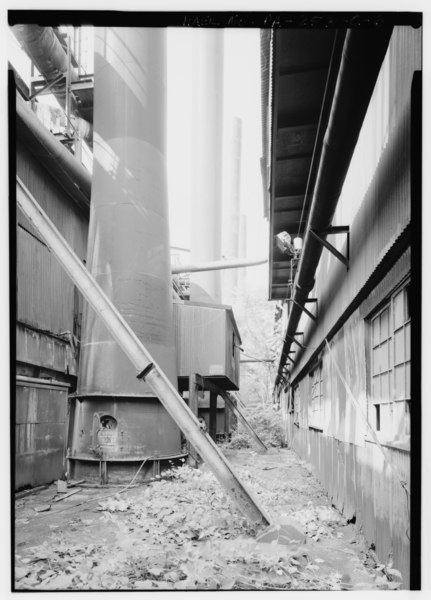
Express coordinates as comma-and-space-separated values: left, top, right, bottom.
13, 25, 92, 138
277, 27, 393, 382
172, 256, 267, 274
16, 93, 91, 211
16, 177, 271, 527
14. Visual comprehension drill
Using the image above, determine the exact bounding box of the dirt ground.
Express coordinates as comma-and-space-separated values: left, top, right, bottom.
13, 446, 403, 591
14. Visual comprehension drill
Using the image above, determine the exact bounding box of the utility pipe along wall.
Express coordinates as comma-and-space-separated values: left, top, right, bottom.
277, 27, 393, 383
72, 28, 181, 468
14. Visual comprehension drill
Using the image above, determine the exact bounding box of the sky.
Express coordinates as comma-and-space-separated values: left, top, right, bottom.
8, 25, 269, 267
166, 27, 269, 262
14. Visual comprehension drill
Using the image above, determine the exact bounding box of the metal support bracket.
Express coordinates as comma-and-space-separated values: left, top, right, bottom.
309, 226, 350, 269
291, 298, 317, 322
280, 350, 295, 365
286, 334, 305, 350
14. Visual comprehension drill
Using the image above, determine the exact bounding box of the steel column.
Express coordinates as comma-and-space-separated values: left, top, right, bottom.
190, 30, 224, 303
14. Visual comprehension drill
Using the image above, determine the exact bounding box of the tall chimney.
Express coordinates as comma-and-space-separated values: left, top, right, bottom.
189, 30, 224, 304
70, 28, 181, 481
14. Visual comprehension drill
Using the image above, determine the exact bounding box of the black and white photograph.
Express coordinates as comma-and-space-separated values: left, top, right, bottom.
7, 4, 425, 593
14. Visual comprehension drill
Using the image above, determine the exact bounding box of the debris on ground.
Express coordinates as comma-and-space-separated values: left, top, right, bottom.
14, 448, 399, 591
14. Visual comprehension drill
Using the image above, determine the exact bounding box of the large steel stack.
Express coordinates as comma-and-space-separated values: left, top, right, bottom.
189, 29, 224, 304
69, 28, 181, 481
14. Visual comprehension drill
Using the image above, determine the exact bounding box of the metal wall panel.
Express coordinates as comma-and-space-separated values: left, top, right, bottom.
15, 131, 89, 490
17, 226, 75, 333
286, 252, 412, 585
16, 143, 89, 258
287, 424, 410, 586
16, 323, 78, 376
16, 141, 88, 339
15, 381, 69, 490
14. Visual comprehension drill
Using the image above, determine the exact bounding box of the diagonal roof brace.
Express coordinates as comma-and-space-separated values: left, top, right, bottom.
289, 298, 317, 322
286, 333, 306, 349
309, 225, 350, 269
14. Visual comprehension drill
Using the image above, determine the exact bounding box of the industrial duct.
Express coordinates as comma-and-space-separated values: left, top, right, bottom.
71, 27, 181, 479
13, 25, 79, 91
12, 25, 92, 140
277, 27, 393, 383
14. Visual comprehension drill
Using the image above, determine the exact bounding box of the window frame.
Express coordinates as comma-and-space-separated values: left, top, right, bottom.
367, 278, 411, 447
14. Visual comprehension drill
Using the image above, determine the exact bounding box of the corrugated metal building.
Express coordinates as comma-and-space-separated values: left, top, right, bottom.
15, 118, 90, 489
263, 24, 421, 586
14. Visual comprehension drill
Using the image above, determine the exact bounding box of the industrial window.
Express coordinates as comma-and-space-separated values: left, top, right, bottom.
308, 363, 324, 431
369, 281, 410, 441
